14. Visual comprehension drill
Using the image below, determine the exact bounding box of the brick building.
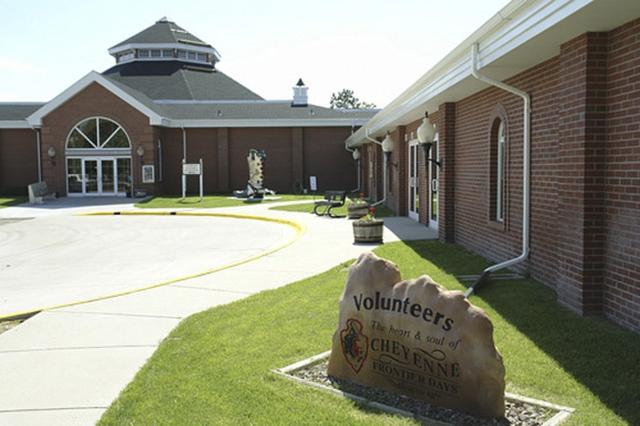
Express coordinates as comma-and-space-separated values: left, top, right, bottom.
0, 18, 374, 197
347, 0, 640, 333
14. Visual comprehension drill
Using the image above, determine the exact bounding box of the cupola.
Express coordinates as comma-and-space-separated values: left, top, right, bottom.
108, 17, 221, 67
292, 78, 308, 107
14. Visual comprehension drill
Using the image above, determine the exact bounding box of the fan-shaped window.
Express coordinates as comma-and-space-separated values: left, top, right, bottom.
66, 117, 130, 149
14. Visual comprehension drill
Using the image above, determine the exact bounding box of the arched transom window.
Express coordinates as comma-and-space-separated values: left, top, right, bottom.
66, 117, 130, 149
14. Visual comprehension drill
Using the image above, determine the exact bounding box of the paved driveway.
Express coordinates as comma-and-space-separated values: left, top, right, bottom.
0, 213, 294, 316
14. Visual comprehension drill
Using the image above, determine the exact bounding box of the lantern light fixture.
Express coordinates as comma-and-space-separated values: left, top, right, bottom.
352, 148, 360, 161
417, 112, 441, 167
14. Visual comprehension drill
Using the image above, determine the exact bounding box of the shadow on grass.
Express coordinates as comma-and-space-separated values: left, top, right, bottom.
397, 240, 640, 425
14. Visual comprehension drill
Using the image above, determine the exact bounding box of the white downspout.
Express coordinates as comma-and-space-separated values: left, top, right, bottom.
365, 129, 387, 207
181, 127, 187, 199
34, 128, 42, 182
465, 43, 531, 297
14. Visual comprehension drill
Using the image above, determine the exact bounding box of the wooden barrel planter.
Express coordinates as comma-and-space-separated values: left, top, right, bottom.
353, 220, 384, 244
347, 204, 370, 219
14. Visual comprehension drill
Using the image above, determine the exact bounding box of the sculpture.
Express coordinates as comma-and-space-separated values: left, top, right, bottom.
233, 148, 272, 200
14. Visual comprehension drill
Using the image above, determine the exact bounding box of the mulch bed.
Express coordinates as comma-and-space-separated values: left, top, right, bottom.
291, 360, 553, 426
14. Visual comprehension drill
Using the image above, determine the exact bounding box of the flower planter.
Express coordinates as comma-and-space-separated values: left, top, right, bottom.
352, 219, 384, 244
347, 203, 370, 219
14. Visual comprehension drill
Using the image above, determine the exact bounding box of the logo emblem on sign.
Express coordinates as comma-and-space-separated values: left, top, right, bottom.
340, 318, 369, 374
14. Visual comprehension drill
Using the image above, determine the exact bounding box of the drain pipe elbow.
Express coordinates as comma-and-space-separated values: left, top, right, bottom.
465, 43, 531, 297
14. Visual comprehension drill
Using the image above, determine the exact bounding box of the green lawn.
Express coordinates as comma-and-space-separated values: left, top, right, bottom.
0, 196, 27, 208
135, 194, 319, 209
270, 200, 396, 218
99, 241, 639, 425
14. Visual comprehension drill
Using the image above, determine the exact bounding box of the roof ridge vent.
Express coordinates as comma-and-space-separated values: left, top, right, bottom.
156, 16, 171, 23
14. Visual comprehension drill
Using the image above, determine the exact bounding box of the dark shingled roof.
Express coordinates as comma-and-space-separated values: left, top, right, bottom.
0, 103, 44, 120
156, 102, 377, 120
103, 61, 263, 101
110, 18, 210, 49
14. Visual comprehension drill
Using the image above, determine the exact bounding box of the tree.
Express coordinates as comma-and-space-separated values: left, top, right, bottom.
330, 89, 376, 109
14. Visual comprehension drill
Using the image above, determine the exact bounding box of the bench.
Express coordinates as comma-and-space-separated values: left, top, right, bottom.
313, 190, 346, 217
28, 181, 56, 204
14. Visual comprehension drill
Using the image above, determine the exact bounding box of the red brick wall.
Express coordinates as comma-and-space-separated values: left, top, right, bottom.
303, 127, 356, 192
603, 19, 640, 332
40, 83, 157, 196
451, 56, 561, 288
0, 129, 38, 193
556, 32, 609, 315
157, 126, 356, 195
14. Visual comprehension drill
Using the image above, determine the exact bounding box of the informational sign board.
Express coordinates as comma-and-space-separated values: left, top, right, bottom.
182, 163, 202, 175
142, 165, 155, 183
309, 176, 318, 192
182, 159, 204, 201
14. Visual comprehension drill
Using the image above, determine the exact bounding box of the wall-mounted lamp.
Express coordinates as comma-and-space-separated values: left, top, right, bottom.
352, 148, 360, 161
381, 131, 394, 162
136, 145, 145, 163
417, 112, 441, 167
47, 146, 56, 165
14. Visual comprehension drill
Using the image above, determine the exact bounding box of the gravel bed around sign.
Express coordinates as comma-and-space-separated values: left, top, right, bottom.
290, 360, 553, 426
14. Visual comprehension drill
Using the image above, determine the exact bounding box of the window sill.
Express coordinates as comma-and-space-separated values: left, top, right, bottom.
487, 219, 506, 232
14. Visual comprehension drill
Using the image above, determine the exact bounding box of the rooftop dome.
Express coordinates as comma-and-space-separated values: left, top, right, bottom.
108, 18, 221, 67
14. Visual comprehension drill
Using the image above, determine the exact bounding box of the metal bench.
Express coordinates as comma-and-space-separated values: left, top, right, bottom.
28, 181, 56, 204
313, 190, 346, 217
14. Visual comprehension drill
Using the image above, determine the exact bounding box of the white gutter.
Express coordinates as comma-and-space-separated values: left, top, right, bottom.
364, 129, 387, 207
465, 43, 530, 297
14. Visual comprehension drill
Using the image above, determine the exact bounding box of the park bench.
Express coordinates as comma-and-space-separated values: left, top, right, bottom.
28, 181, 56, 204
313, 190, 346, 218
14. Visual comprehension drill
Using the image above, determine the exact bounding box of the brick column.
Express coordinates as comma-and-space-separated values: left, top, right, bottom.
389, 126, 407, 215
438, 103, 456, 243
291, 128, 304, 191
556, 32, 608, 315
217, 128, 229, 192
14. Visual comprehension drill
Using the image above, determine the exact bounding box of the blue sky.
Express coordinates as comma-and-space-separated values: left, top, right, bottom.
0, 0, 509, 107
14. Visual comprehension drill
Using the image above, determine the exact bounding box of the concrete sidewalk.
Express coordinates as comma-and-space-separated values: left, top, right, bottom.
0, 200, 436, 425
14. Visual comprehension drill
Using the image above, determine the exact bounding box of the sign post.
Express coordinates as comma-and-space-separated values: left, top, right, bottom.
309, 175, 317, 193
181, 159, 204, 201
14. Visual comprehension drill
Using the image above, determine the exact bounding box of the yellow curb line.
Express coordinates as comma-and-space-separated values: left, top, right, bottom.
0, 211, 306, 322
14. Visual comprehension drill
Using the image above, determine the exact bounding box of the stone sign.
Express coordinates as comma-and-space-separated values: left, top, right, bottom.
327, 252, 505, 418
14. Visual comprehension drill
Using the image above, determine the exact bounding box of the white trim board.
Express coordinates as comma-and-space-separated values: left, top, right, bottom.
0, 120, 32, 129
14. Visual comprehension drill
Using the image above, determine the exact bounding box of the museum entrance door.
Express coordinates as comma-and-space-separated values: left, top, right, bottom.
67, 157, 131, 196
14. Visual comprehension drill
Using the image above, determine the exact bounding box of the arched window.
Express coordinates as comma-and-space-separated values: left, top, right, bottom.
66, 117, 130, 149
489, 117, 507, 223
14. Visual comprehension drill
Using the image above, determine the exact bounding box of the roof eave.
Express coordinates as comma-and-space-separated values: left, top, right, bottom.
345, 0, 626, 147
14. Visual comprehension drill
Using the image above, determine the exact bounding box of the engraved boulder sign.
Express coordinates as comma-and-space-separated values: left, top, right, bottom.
327, 252, 505, 418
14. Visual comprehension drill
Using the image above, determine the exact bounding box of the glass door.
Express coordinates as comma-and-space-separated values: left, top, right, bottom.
67, 158, 83, 194
84, 160, 99, 194
66, 157, 131, 196
429, 138, 439, 230
408, 141, 419, 221
101, 159, 115, 194
117, 158, 131, 196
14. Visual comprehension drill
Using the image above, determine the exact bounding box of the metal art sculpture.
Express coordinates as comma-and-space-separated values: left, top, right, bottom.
233, 148, 270, 200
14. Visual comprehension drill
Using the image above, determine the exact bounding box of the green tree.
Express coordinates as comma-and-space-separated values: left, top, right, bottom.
329, 89, 376, 109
